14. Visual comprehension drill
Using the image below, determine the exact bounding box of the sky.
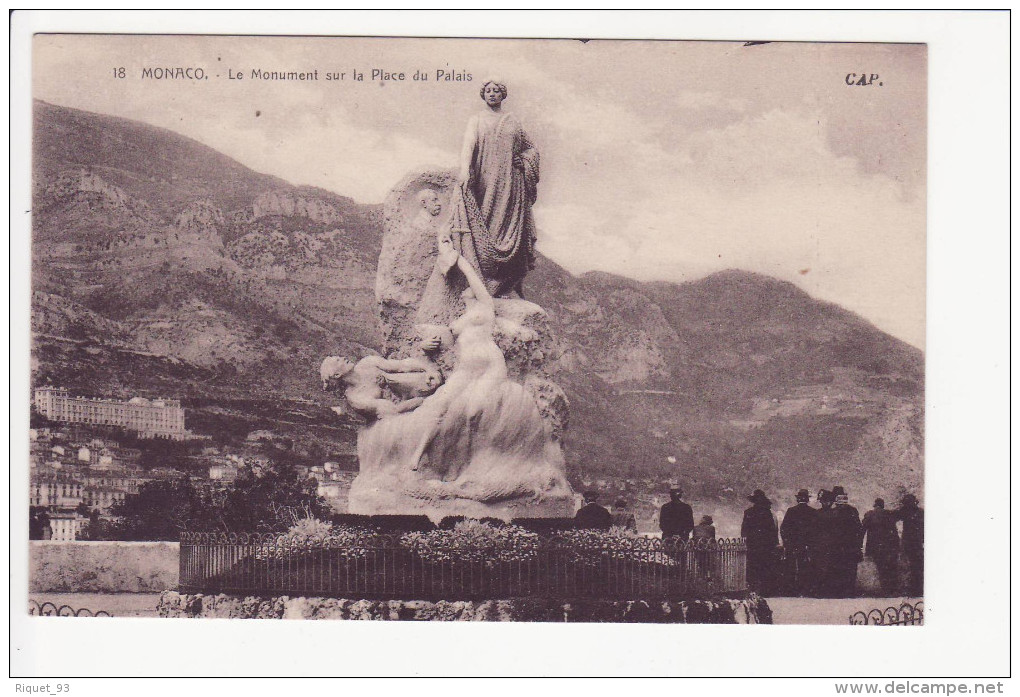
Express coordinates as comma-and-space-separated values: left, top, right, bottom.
33, 35, 926, 348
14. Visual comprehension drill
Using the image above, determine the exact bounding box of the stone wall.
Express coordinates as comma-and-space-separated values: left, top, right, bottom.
158, 591, 772, 623
30, 541, 179, 593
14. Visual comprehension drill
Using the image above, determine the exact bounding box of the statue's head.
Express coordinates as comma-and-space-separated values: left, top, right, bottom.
417, 188, 442, 217
320, 356, 356, 391
479, 79, 507, 107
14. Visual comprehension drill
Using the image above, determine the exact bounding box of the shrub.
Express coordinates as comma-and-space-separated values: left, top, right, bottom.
368, 514, 435, 533
510, 517, 576, 535
553, 528, 678, 566
401, 520, 540, 563
258, 518, 375, 560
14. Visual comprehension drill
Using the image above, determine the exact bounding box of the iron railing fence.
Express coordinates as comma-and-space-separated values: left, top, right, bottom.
849, 600, 924, 626
179, 532, 747, 601
29, 599, 111, 617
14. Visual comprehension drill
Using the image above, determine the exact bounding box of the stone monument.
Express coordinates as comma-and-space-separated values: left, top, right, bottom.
322, 80, 574, 521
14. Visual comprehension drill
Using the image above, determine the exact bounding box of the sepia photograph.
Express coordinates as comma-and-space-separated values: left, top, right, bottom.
9, 9, 1011, 683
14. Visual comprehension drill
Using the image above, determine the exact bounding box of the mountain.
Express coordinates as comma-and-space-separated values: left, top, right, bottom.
29, 100, 924, 531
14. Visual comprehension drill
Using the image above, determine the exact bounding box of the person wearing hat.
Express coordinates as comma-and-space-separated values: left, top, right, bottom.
574, 491, 613, 531
691, 514, 717, 583
862, 498, 900, 595
659, 485, 694, 541
812, 489, 838, 597
741, 489, 779, 594
828, 485, 864, 597
895, 493, 924, 596
693, 515, 716, 543
610, 498, 638, 533
780, 489, 818, 596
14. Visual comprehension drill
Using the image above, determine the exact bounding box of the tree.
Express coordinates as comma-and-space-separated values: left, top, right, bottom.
102, 460, 330, 540
219, 460, 330, 533
79, 508, 113, 541
108, 475, 218, 540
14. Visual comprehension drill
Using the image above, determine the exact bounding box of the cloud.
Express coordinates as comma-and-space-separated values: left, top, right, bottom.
32, 35, 926, 347
538, 107, 925, 347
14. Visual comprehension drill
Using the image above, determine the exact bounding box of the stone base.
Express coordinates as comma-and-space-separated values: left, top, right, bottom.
158, 591, 772, 623
346, 486, 577, 523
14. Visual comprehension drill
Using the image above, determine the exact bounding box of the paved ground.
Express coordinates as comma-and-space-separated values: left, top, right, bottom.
28, 592, 921, 623
767, 596, 923, 625
29, 593, 163, 618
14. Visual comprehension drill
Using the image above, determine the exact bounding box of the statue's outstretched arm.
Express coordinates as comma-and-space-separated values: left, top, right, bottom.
374, 357, 427, 373
457, 254, 494, 311
345, 391, 398, 420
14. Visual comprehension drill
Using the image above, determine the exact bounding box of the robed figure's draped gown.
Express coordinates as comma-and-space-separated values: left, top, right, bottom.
450, 113, 540, 298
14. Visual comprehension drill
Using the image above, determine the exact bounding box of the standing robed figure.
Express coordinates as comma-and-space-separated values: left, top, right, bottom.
450, 79, 540, 299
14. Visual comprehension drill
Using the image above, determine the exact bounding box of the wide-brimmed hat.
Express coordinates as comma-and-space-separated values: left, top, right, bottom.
795, 488, 811, 502
582, 491, 599, 503
747, 489, 771, 505
832, 486, 847, 497
818, 489, 835, 504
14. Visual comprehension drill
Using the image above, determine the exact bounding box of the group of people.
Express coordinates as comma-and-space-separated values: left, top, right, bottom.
574, 491, 638, 532
742, 487, 924, 598
575, 489, 717, 542
574, 484, 924, 599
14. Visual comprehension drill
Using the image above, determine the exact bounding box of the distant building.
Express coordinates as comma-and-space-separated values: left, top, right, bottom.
208, 462, 239, 482
315, 471, 357, 512
34, 387, 186, 440
48, 512, 86, 542
30, 452, 151, 514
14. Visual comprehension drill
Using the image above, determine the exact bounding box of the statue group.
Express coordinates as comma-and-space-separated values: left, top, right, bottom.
321, 80, 575, 521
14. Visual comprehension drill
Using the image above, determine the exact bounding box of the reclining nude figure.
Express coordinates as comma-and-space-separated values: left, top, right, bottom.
409, 245, 507, 472
320, 354, 442, 422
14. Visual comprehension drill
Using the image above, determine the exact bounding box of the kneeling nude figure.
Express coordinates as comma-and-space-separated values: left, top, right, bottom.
408, 246, 506, 472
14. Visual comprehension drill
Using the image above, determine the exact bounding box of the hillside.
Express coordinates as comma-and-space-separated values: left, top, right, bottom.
29, 100, 924, 531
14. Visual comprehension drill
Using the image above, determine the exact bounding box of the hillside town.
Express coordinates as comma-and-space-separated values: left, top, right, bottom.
29, 387, 358, 540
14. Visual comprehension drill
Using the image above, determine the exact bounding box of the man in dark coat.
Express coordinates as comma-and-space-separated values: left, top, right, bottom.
896, 494, 924, 596
780, 489, 817, 596
828, 486, 864, 597
741, 489, 779, 594
574, 491, 612, 530
862, 498, 900, 595
812, 489, 838, 597
659, 485, 694, 541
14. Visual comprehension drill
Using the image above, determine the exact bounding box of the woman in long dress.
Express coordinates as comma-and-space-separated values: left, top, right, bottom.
449, 79, 540, 299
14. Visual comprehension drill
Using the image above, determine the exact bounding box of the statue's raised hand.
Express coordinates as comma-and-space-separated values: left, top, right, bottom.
437, 244, 460, 276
